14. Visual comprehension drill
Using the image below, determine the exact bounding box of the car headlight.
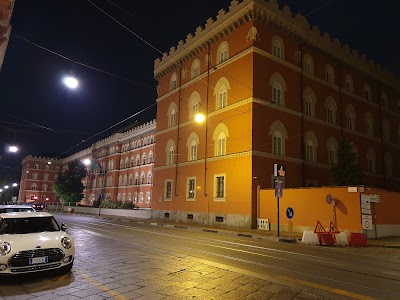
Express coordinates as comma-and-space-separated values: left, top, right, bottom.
0, 242, 11, 255
61, 237, 73, 249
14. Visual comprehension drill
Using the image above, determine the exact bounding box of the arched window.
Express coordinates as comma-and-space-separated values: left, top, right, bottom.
147, 171, 152, 184
123, 175, 128, 186
149, 152, 154, 163
304, 131, 318, 162
170, 72, 178, 91
42, 184, 48, 191
366, 148, 376, 173
364, 84, 371, 101
125, 158, 129, 168
31, 183, 37, 190
344, 74, 353, 92
33, 172, 38, 180
325, 96, 337, 124
167, 102, 178, 127
191, 59, 200, 78
34, 164, 39, 169
44, 173, 49, 181
325, 64, 334, 84
135, 173, 139, 185
217, 41, 229, 64
214, 77, 230, 110
120, 159, 124, 169
136, 155, 140, 166
141, 172, 145, 185
186, 132, 199, 161
165, 139, 176, 165
364, 113, 374, 136
303, 54, 314, 75
130, 156, 135, 167
129, 174, 133, 185
213, 123, 229, 156
272, 36, 284, 59
303, 88, 317, 117
118, 176, 122, 186
327, 137, 338, 166
269, 121, 287, 156
188, 91, 201, 120
345, 104, 356, 130
150, 136, 154, 144
142, 153, 146, 165
269, 73, 287, 106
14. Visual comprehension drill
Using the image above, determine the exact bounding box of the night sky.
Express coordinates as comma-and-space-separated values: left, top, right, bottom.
0, 0, 399, 180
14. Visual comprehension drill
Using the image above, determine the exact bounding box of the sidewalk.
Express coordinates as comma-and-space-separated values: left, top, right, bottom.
73, 211, 400, 249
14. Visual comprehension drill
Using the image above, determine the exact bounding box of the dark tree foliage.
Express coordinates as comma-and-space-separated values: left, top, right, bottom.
0, 178, 13, 204
332, 138, 364, 186
53, 160, 86, 204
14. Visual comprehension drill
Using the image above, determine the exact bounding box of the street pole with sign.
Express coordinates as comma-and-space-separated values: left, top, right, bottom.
274, 164, 286, 238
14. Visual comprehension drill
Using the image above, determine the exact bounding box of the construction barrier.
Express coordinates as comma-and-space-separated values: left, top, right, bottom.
318, 233, 335, 246
335, 232, 349, 246
301, 231, 319, 245
349, 232, 368, 247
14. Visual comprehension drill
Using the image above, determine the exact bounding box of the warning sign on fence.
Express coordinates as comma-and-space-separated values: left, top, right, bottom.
314, 221, 326, 233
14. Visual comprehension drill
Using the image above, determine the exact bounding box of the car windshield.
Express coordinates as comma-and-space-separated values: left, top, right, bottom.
0, 208, 34, 213
0, 217, 60, 234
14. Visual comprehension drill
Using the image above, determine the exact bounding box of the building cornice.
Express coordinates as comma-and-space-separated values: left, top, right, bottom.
154, 0, 399, 90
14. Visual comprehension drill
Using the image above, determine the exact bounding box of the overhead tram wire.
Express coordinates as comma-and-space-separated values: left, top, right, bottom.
12, 34, 156, 91
49, 102, 157, 162
97, 0, 336, 105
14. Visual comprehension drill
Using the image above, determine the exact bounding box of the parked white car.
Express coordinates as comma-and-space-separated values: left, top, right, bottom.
0, 205, 36, 214
0, 212, 74, 274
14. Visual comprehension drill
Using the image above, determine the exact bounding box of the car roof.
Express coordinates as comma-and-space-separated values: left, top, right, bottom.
0, 205, 33, 208
0, 212, 53, 219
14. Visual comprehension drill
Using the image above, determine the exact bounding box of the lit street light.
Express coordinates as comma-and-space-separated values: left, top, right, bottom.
8, 145, 18, 153
63, 76, 79, 89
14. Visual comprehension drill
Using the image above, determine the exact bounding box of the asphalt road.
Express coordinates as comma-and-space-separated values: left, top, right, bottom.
0, 214, 399, 300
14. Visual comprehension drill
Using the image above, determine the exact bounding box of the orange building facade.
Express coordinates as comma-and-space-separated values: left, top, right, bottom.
152, 0, 400, 228
19, 121, 156, 208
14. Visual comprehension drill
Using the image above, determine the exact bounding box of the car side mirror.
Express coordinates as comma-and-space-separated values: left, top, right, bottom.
61, 223, 67, 231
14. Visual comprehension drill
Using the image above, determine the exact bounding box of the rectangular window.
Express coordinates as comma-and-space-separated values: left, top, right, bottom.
305, 101, 312, 117
169, 150, 174, 165
139, 192, 143, 203
273, 88, 281, 104
187, 178, 196, 199
215, 175, 225, 199
122, 193, 126, 202
165, 180, 172, 199
128, 193, 131, 201
306, 145, 314, 162
217, 138, 225, 156
219, 91, 227, 109
191, 145, 197, 161
329, 150, 335, 165
134, 192, 137, 203
273, 136, 282, 155
146, 192, 150, 203
327, 109, 333, 124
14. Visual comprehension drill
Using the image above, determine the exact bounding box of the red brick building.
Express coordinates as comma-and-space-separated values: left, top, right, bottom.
151, 0, 400, 228
19, 121, 156, 208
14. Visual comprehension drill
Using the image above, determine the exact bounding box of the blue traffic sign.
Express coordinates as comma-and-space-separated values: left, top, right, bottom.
286, 207, 294, 219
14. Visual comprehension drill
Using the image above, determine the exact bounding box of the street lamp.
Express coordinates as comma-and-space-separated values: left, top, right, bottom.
8, 145, 18, 153
12, 183, 17, 203
195, 113, 205, 123
63, 75, 79, 89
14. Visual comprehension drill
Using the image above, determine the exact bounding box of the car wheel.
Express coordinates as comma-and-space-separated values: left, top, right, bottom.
60, 262, 73, 274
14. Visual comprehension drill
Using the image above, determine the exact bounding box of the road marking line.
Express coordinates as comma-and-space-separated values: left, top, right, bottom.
75, 269, 128, 300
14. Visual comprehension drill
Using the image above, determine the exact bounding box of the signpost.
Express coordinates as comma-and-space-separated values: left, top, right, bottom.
273, 163, 285, 238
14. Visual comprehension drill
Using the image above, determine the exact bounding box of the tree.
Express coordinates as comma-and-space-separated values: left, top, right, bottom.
331, 138, 364, 186
53, 160, 87, 204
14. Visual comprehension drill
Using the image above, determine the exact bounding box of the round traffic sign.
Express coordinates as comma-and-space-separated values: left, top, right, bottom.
286, 207, 294, 219
326, 194, 333, 204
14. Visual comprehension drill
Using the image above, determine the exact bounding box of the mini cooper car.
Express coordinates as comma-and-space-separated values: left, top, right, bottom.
0, 212, 74, 274
0, 205, 36, 214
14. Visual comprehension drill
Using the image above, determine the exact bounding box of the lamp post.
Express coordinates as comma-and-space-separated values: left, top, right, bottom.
11, 183, 17, 203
